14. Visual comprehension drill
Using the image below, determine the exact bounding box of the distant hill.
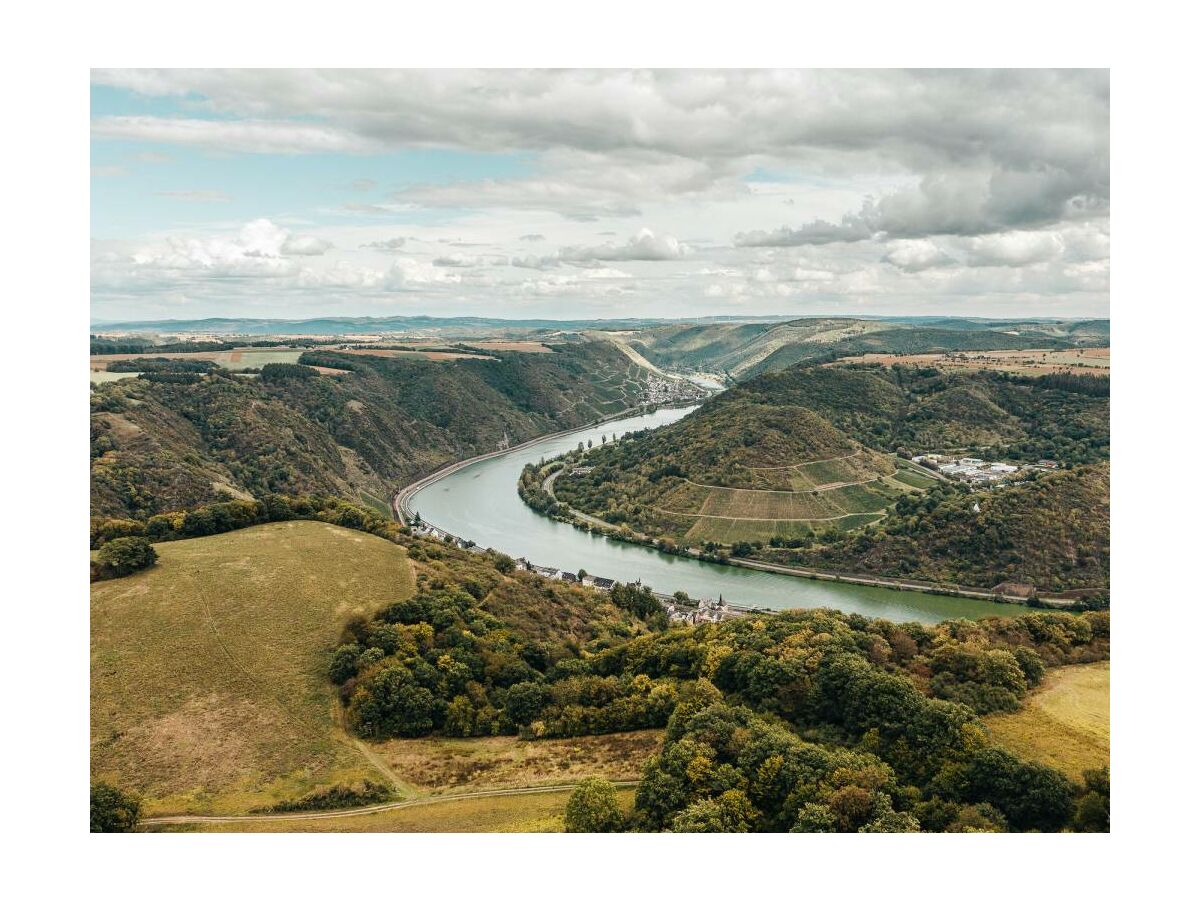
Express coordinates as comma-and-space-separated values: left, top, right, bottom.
90, 342, 690, 519
627, 318, 1107, 380
92, 313, 797, 336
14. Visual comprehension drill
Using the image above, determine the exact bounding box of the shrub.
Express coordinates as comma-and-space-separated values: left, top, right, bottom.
564, 777, 624, 832
90, 782, 141, 832
93, 536, 157, 581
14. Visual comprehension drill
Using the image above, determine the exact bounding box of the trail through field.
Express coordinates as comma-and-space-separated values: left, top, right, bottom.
141, 780, 642, 826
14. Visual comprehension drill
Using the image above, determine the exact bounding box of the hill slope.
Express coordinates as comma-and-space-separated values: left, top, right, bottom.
767, 464, 1110, 592
550, 395, 927, 547
91, 342, 699, 519
91, 521, 416, 815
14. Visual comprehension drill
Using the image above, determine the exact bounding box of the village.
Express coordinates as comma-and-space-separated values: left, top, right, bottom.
911, 452, 1059, 486
408, 519, 754, 625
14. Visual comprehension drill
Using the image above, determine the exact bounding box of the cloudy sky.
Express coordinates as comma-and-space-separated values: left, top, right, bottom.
90, 69, 1109, 322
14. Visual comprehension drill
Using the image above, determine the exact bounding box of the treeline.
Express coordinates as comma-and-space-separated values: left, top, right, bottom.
90, 494, 406, 550
106, 358, 219, 374
517, 463, 564, 516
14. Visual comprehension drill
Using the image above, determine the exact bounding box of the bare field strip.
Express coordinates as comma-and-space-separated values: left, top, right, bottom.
90, 348, 304, 370
336, 348, 497, 361
830, 347, 1110, 377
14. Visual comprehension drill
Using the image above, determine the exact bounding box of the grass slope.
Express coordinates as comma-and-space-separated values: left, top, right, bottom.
984, 662, 1109, 779
91, 521, 415, 815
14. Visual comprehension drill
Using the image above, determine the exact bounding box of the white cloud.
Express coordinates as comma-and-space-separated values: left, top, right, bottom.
281, 234, 333, 256
559, 228, 690, 263
966, 231, 1065, 267
883, 239, 958, 273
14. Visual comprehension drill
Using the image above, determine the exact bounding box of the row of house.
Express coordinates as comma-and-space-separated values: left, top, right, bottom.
411, 522, 748, 626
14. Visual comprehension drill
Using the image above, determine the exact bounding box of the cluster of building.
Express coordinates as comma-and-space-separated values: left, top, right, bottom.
912, 453, 1056, 486
641, 374, 707, 405
409, 522, 753, 626
662, 595, 739, 625
520, 560, 615, 590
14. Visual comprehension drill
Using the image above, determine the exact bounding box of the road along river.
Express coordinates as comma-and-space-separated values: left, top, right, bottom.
407, 406, 1020, 624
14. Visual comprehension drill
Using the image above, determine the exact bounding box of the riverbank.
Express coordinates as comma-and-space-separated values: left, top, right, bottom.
532, 464, 1070, 608
392, 400, 704, 523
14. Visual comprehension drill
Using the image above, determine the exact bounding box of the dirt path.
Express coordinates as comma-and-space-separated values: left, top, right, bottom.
141, 780, 642, 827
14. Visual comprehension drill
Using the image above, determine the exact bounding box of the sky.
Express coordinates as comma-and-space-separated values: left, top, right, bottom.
90, 69, 1110, 323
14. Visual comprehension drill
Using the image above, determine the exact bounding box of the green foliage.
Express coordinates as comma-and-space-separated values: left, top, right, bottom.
92, 536, 157, 581
261, 780, 393, 813
259, 362, 319, 381
90, 782, 141, 832
936, 747, 1075, 832
782, 464, 1109, 592
564, 777, 625, 832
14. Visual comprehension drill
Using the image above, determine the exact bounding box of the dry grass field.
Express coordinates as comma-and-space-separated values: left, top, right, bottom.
829, 347, 1110, 377
985, 661, 1110, 780
91, 521, 416, 815
462, 340, 552, 353
335, 347, 496, 361
149, 786, 639, 833
375, 730, 662, 793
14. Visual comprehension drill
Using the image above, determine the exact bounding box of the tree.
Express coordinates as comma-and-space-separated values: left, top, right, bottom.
494, 553, 515, 574
564, 777, 624, 832
504, 681, 549, 726
94, 536, 157, 579
91, 782, 141, 832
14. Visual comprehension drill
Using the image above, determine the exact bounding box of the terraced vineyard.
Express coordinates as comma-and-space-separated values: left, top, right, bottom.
549, 396, 941, 547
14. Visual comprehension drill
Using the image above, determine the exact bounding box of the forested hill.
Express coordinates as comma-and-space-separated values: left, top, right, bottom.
774, 464, 1110, 593
734, 365, 1109, 466
90, 343, 677, 520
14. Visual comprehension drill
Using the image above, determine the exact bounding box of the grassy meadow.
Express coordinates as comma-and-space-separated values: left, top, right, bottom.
91, 521, 416, 815
985, 661, 1110, 779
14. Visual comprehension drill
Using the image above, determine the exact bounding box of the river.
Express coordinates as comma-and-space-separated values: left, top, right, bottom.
408, 406, 1020, 624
